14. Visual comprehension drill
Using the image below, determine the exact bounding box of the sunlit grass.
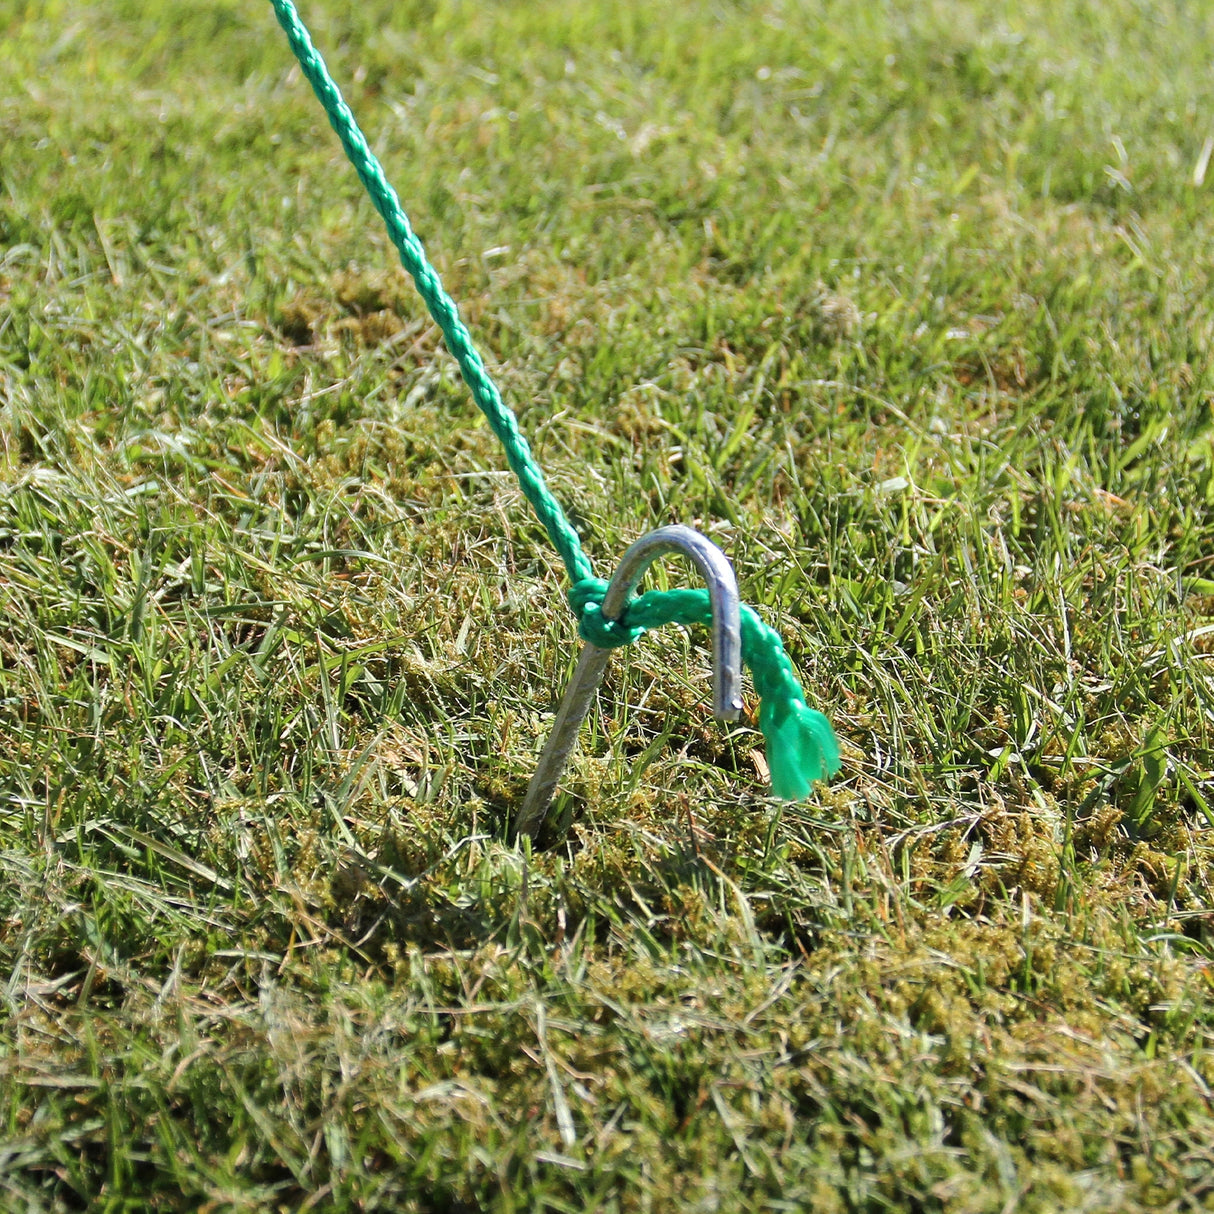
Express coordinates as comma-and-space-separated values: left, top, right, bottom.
1, 1, 1213, 1209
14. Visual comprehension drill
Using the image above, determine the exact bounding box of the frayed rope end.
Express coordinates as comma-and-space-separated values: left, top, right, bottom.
759, 696, 842, 801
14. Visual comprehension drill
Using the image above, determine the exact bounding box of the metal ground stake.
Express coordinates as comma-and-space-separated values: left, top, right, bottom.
514, 525, 742, 840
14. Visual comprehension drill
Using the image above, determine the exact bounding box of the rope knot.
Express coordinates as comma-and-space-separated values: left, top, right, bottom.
568, 577, 644, 650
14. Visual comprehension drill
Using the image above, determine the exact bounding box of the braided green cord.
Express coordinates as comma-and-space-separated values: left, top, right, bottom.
581, 587, 841, 796
268, 0, 842, 797
269, 0, 592, 584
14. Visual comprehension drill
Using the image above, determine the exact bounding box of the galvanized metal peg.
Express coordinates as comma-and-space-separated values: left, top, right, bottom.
513, 525, 742, 840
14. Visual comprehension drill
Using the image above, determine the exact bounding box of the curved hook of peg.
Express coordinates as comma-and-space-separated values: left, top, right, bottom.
512, 525, 742, 842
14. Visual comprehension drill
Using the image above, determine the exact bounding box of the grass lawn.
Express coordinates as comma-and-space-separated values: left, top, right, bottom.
2, 0, 1214, 1208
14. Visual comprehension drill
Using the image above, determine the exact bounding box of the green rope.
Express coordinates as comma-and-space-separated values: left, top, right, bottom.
573, 587, 841, 797
268, 0, 842, 796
